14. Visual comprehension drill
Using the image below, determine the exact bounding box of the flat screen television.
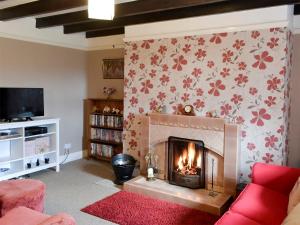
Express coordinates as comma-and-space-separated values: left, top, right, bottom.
0, 88, 44, 121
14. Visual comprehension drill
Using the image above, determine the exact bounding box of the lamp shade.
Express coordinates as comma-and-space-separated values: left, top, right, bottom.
88, 0, 115, 20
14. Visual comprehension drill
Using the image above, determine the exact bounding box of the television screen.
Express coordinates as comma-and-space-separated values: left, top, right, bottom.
0, 88, 44, 120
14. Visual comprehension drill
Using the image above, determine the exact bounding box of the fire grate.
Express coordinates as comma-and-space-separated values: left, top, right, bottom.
168, 136, 206, 189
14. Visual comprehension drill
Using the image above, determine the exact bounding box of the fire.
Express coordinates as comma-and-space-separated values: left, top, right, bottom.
178, 156, 184, 170
197, 154, 202, 168
177, 142, 202, 176
188, 142, 195, 169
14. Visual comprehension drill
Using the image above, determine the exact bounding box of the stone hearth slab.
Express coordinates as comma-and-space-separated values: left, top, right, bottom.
124, 176, 232, 216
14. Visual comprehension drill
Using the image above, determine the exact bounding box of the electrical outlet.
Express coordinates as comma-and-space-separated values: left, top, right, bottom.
64, 143, 71, 155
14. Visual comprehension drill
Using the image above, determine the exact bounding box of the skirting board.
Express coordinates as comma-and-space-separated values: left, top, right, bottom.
59, 151, 85, 164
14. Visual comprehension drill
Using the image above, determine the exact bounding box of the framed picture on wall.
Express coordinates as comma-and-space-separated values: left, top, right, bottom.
102, 58, 124, 79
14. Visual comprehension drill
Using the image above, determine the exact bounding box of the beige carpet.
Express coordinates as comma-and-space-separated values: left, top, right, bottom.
31, 159, 121, 225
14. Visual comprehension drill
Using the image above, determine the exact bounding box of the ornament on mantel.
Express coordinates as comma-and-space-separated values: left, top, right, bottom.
103, 87, 116, 99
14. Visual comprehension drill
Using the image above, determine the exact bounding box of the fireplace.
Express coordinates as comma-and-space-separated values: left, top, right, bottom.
168, 136, 206, 189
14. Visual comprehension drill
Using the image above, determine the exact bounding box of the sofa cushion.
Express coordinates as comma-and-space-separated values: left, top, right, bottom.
37, 213, 76, 225
0, 179, 45, 216
288, 177, 300, 213
282, 203, 300, 225
230, 183, 288, 225
0, 206, 49, 225
215, 212, 261, 225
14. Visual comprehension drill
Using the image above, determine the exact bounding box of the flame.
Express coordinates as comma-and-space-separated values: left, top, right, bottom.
176, 142, 202, 175
197, 154, 201, 168
187, 142, 196, 169
178, 156, 184, 170
182, 149, 188, 164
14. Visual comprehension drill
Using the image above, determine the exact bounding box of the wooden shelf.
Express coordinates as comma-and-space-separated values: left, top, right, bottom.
91, 155, 111, 162
90, 139, 122, 146
91, 113, 123, 117
90, 125, 123, 131
84, 99, 124, 161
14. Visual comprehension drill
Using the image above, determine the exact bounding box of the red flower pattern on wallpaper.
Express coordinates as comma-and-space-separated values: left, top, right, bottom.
267, 77, 281, 91
220, 104, 232, 116
195, 49, 207, 60
210, 33, 228, 44
263, 153, 274, 164
172, 55, 187, 71
208, 80, 225, 96
233, 39, 245, 50
140, 80, 153, 94
265, 135, 278, 148
250, 109, 271, 127
252, 51, 274, 70
124, 28, 291, 183
247, 143, 256, 151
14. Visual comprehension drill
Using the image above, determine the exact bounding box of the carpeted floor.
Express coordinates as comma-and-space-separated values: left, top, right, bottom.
31, 159, 121, 225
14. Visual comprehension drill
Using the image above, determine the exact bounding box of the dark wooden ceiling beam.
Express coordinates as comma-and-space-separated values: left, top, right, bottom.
295, 4, 300, 14
36, 0, 227, 29
66, 0, 300, 34
36, 10, 91, 28
86, 27, 124, 38
0, 0, 87, 21
114, 0, 227, 17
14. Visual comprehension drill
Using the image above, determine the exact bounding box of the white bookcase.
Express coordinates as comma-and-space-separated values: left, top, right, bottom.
0, 118, 59, 181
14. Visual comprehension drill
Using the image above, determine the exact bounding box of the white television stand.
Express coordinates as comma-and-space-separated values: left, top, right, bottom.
0, 118, 60, 181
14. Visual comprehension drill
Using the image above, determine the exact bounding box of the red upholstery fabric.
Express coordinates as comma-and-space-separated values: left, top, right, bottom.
0, 207, 76, 225
0, 179, 45, 217
230, 183, 288, 225
0, 207, 49, 225
215, 163, 299, 225
215, 212, 261, 225
38, 213, 76, 225
252, 163, 300, 196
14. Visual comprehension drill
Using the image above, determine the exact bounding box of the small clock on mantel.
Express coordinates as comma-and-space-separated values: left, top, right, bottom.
181, 105, 195, 116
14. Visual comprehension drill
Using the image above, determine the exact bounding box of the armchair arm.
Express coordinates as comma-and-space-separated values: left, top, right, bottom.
252, 163, 300, 195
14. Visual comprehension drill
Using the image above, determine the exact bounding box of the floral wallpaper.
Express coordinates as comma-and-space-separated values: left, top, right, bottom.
123, 27, 291, 182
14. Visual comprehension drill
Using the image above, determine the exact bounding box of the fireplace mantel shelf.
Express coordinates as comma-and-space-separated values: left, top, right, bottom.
124, 176, 232, 216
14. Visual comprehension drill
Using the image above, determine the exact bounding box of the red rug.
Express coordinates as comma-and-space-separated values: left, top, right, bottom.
81, 191, 219, 225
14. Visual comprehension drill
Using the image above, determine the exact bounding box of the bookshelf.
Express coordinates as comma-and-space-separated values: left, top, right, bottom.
84, 99, 123, 162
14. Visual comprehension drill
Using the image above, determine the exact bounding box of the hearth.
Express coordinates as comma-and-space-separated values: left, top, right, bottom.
168, 136, 206, 189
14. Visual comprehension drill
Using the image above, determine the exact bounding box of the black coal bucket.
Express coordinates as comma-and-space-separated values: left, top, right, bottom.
112, 154, 136, 185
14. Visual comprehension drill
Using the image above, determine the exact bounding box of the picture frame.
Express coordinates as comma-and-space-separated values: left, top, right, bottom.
102, 58, 124, 79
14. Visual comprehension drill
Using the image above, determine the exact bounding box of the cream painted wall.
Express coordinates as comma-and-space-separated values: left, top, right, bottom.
87, 48, 124, 99
0, 37, 87, 155
289, 34, 300, 167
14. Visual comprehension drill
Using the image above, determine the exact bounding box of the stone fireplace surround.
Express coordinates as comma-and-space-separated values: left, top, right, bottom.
124, 113, 240, 215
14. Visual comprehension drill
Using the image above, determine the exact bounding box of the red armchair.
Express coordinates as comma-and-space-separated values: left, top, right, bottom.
215, 163, 300, 225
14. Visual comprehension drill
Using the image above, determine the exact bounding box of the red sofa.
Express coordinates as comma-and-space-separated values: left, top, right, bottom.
216, 163, 300, 225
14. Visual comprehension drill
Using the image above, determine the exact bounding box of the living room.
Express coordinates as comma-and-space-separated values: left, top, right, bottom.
0, 0, 300, 225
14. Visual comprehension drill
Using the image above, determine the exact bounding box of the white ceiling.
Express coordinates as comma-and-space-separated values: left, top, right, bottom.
0, 2, 299, 51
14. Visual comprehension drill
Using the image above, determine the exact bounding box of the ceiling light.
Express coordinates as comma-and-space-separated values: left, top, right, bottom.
88, 0, 115, 20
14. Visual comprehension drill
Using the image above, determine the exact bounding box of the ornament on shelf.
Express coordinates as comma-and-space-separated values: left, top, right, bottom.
181, 105, 196, 116
145, 152, 159, 181
103, 106, 111, 114
206, 110, 218, 118
103, 87, 116, 99
112, 108, 120, 115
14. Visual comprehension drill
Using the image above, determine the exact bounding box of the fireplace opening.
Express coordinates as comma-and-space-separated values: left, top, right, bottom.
168, 136, 206, 189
